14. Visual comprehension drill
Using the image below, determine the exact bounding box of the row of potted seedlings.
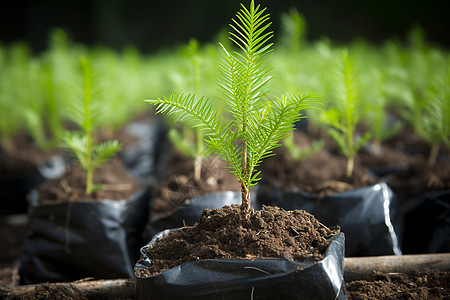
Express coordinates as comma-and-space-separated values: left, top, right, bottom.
0, 1, 448, 298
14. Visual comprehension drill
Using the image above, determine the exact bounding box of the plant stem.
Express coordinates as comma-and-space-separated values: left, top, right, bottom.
86, 167, 93, 195
81, 58, 93, 195
194, 130, 203, 183
344, 51, 355, 177
239, 1, 256, 215
428, 143, 439, 167
241, 183, 251, 216
240, 138, 250, 214
372, 140, 382, 157
192, 47, 203, 183
346, 157, 354, 178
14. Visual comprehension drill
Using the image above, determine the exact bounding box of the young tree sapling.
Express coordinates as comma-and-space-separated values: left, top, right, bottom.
63, 57, 121, 195
320, 49, 370, 177
146, 0, 314, 215
410, 54, 450, 166
276, 8, 324, 162
166, 39, 213, 182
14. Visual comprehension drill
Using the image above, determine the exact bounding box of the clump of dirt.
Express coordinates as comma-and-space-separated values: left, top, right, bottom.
138, 204, 340, 276
37, 157, 142, 203
347, 270, 450, 300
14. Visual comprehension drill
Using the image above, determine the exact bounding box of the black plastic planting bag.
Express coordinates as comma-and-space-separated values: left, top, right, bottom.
146, 191, 260, 240
19, 185, 150, 284
119, 118, 166, 181
258, 183, 403, 257
135, 230, 346, 299
402, 189, 450, 254
0, 155, 66, 215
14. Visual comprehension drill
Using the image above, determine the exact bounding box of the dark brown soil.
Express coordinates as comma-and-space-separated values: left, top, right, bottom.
259, 129, 450, 204
259, 131, 378, 196
1, 208, 449, 298
359, 126, 450, 203
0, 132, 62, 176
150, 146, 240, 218
6, 283, 89, 300
0, 214, 28, 287
37, 157, 142, 204
137, 204, 340, 277
384, 157, 450, 203
347, 270, 450, 300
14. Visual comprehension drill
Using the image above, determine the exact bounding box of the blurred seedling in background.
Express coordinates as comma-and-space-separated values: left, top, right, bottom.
320, 49, 371, 177
276, 8, 323, 162
62, 57, 121, 195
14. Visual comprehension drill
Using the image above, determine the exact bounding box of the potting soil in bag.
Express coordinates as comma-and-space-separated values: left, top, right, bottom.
19, 185, 150, 284
402, 189, 450, 254
145, 191, 260, 240
0, 155, 66, 215
258, 182, 403, 257
135, 230, 346, 300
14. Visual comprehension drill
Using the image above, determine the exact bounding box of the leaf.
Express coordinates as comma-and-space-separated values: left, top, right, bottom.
168, 127, 196, 159
92, 140, 121, 170
62, 132, 88, 170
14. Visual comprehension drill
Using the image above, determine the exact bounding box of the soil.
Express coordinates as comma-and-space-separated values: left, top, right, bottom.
137, 204, 340, 277
1, 120, 449, 298
361, 126, 450, 202
346, 270, 450, 300
0, 132, 62, 176
383, 157, 450, 203
150, 145, 240, 218
259, 129, 450, 205
0, 214, 28, 288
36, 157, 142, 203
259, 131, 378, 196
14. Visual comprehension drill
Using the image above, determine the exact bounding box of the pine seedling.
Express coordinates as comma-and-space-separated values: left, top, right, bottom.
146, 1, 314, 215
276, 8, 323, 162
23, 29, 80, 152
283, 137, 324, 162
361, 67, 402, 156
279, 8, 306, 55
62, 57, 121, 195
0, 44, 26, 154
166, 39, 213, 182
411, 54, 450, 166
22, 59, 68, 152
320, 49, 370, 177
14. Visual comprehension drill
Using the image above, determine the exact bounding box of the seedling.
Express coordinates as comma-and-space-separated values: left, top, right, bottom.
362, 68, 402, 156
409, 54, 450, 166
63, 57, 121, 195
0, 43, 27, 155
320, 49, 370, 177
166, 39, 213, 182
276, 8, 323, 162
146, 0, 314, 215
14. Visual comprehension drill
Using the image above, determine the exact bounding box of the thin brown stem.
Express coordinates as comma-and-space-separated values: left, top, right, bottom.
428, 143, 439, 167
346, 157, 354, 178
240, 182, 251, 216
194, 155, 202, 183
